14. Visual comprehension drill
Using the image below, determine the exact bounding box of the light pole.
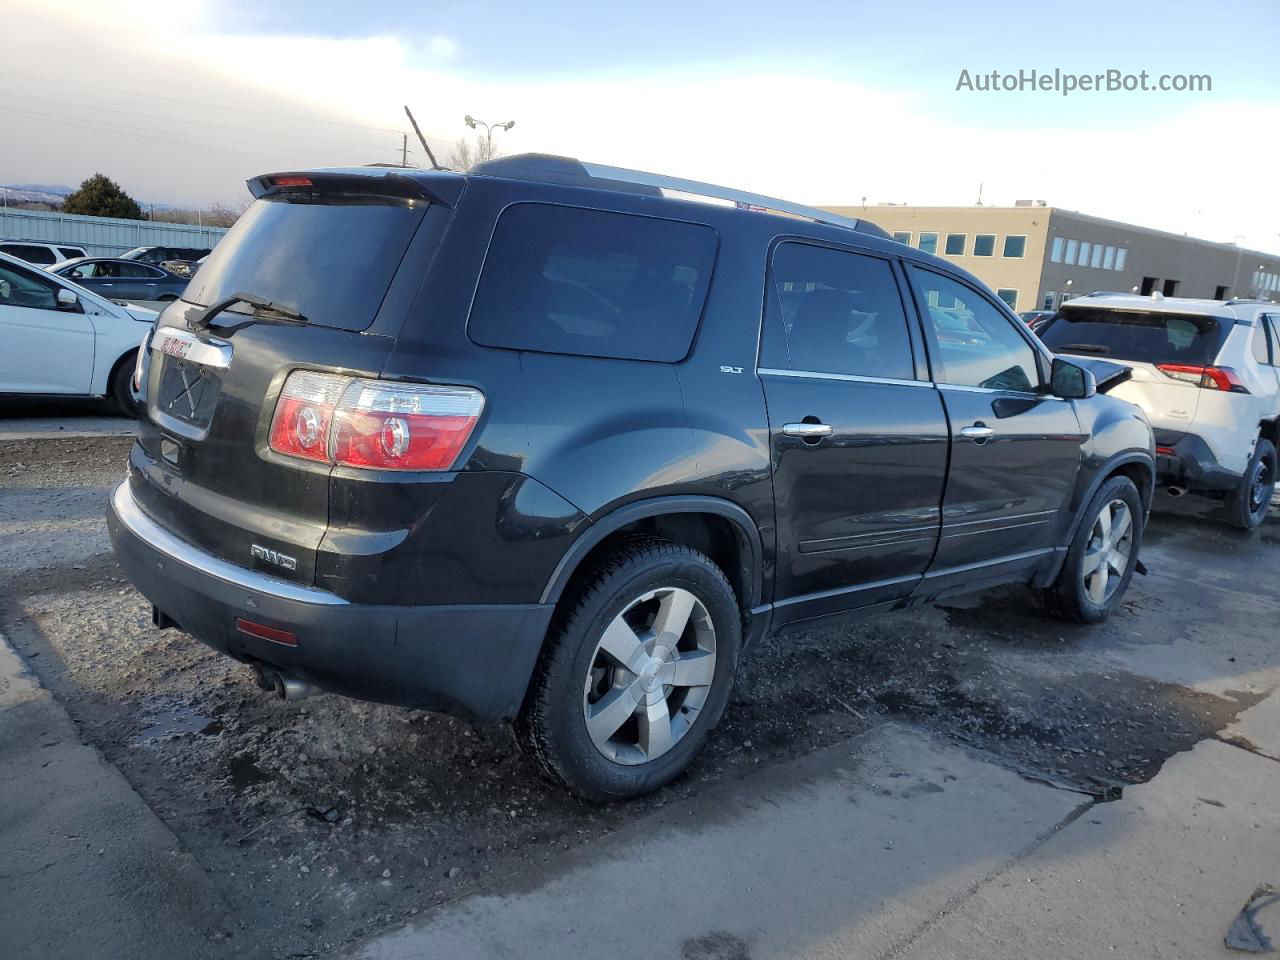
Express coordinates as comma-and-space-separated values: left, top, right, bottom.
1230, 235, 1245, 298
464, 115, 515, 158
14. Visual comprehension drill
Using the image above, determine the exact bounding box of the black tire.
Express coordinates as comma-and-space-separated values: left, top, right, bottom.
1043, 474, 1143, 623
516, 539, 741, 802
109, 356, 139, 418
1226, 438, 1276, 531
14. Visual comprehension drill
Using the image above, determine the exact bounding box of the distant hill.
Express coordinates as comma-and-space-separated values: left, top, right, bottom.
1, 184, 74, 206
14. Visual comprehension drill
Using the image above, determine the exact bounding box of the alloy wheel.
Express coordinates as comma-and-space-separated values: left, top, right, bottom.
582, 587, 717, 765
1250, 458, 1274, 513
1081, 498, 1134, 605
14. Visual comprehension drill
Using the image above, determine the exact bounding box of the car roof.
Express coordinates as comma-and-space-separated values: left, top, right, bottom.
1058, 292, 1276, 322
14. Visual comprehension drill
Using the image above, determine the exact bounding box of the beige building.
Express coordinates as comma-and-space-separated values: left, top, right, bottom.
821, 202, 1280, 314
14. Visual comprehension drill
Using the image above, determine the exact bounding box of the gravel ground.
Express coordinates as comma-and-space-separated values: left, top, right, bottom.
3, 434, 1276, 958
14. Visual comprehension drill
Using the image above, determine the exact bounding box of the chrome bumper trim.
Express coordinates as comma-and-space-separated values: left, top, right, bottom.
111, 481, 349, 607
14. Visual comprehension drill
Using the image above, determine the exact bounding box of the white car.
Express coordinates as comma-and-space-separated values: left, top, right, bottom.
1040, 292, 1280, 528
0, 250, 157, 414
0, 239, 89, 266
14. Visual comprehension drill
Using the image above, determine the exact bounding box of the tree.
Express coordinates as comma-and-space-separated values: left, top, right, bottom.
61, 173, 143, 220
445, 134, 500, 172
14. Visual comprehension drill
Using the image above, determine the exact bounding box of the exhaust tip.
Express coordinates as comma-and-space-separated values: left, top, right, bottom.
1167, 486, 1187, 498
275, 672, 320, 701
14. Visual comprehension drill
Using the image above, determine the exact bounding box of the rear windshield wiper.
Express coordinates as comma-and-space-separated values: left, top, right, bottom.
192, 292, 308, 330
1056, 343, 1112, 355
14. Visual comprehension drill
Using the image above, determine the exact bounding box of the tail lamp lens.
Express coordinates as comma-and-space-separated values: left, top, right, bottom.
331, 380, 485, 470
268, 371, 348, 463
1156, 364, 1250, 393
268, 372, 484, 471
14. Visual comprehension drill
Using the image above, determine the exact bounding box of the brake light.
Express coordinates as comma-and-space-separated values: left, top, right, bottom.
332, 380, 485, 470
271, 175, 313, 187
268, 371, 347, 463
1155, 364, 1250, 394
267, 372, 484, 471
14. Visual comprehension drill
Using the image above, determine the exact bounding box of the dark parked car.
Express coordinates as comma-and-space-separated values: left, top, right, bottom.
50, 257, 189, 302
0, 240, 88, 265
120, 245, 213, 265
107, 156, 1155, 801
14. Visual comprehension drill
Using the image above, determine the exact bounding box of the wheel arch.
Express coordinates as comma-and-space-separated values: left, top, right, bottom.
539, 496, 764, 617
1067, 451, 1154, 545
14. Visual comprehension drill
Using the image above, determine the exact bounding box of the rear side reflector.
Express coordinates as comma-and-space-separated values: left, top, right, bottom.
235, 618, 298, 646
1155, 364, 1250, 394
1155, 445, 1176, 456
268, 371, 484, 471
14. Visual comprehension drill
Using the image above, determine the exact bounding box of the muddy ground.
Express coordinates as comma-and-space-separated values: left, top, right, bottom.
3, 434, 1277, 958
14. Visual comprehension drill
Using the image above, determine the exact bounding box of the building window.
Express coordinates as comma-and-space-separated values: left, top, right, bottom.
1043, 293, 1055, 310
973, 234, 995, 257
995, 288, 1018, 310
1002, 235, 1026, 258
1215, 284, 1228, 300
1077, 241, 1092, 267
1065, 239, 1078, 264
1090, 244, 1103, 269
1103, 246, 1116, 270
944, 233, 966, 256
1114, 247, 1127, 271
918, 232, 939, 255
892, 231, 911, 245
1051, 237, 1065, 263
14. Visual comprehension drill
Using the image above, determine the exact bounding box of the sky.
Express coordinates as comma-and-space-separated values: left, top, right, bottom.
4, 0, 1279, 252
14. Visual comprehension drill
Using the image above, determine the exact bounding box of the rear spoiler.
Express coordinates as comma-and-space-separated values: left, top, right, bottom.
247, 170, 464, 208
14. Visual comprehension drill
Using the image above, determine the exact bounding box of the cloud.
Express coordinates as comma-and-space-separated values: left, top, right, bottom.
3, 0, 1277, 253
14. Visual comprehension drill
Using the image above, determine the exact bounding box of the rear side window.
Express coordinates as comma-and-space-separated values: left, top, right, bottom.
760, 242, 916, 380
184, 196, 426, 331
1251, 321, 1272, 365
468, 203, 717, 362
1039, 308, 1229, 367
1, 243, 55, 265
58, 247, 85, 260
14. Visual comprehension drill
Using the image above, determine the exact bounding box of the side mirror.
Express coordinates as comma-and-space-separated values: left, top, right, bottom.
56, 288, 80, 311
1051, 357, 1096, 400
0, 279, 10, 301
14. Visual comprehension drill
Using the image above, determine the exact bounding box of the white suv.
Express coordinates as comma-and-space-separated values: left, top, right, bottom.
1039, 293, 1279, 529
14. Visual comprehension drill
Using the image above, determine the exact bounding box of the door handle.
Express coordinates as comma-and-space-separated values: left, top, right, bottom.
782, 422, 833, 440
960, 424, 995, 441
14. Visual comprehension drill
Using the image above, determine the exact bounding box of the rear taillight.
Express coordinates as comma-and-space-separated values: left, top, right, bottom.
268, 371, 347, 463
331, 380, 485, 470
132, 329, 151, 392
268, 371, 484, 471
1155, 364, 1250, 394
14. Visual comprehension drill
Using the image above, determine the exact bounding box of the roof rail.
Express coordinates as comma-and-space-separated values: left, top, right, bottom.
470, 154, 891, 239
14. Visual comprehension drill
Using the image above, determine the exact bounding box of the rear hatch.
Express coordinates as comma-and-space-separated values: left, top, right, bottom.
131, 172, 443, 588
1038, 306, 1231, 432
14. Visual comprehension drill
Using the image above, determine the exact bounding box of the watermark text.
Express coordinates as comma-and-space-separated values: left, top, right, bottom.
956, 68, 1212, 96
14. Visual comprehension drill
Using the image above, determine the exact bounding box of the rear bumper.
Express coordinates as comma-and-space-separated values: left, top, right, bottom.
1153, 430, 1241, 492
106, 482, 552, 722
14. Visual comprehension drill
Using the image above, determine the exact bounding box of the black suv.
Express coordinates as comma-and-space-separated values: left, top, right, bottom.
108, 156, 1155, 800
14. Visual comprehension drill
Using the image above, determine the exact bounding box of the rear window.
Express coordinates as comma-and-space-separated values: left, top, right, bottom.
57, 247, 85, 260
1039, 307, 1229, 366
468, 203, 717, 362
181, 196, 426, 331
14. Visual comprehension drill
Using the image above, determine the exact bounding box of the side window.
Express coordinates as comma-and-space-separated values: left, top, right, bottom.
58, 247, 85, 261
468, 203, 717, 362
1, 243, 56, 265
1260, 317, 1279, 366
761, 243, 915, 381
1251, 321, 1272, 365
0, 262, 60, 310
67, 263, 98, 279
907, 266, 1041, 392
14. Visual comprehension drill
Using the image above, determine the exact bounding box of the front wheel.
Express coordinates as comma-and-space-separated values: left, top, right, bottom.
1043, 475, 1143, 623
1227, 439, 1276, 530
109, 358, 139, 418
517, 539, 741, 801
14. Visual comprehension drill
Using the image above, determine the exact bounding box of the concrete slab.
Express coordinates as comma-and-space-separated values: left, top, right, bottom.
895, 737, 1280, 960
0, 415, 135, 440
1222, 694, 1280, 761
353, 725, 1088, 960
0, 631, 234, 960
